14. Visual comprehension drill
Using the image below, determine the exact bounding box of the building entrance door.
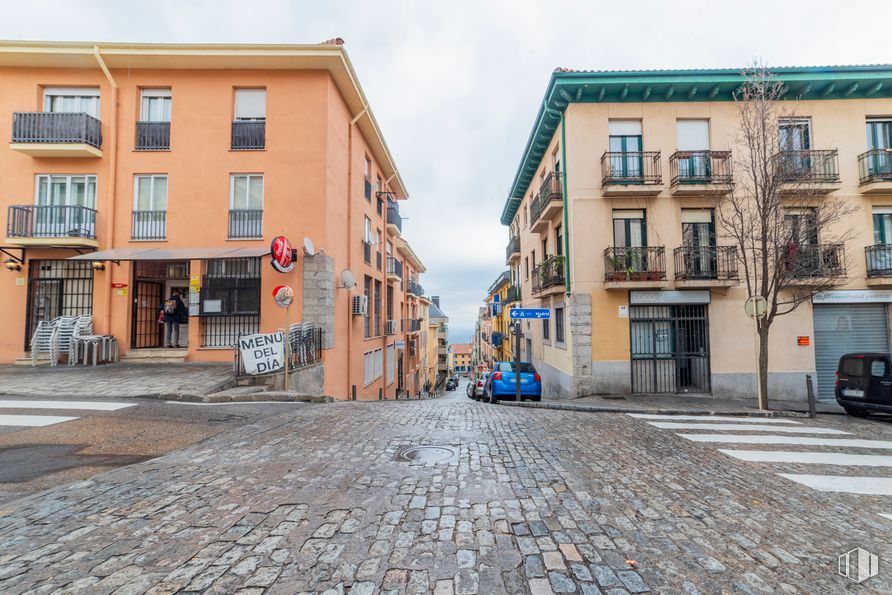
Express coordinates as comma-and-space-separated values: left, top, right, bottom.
630, 304, 710, 393
131, 260, 189, 348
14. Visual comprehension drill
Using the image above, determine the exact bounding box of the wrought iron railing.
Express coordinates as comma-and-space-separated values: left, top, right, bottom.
669, 150, 733, 186
387, 256, 403, 280
387, 203, 402, 234
604, 246, 666, 281
405, 318, 422, 332
601, 151, 662, 185
505, 285, 521, 302
529, 193, 542, 223
858, 149, 892, 185
783, 243, 845, 278
228, 209, 263, 239
7, 205, 97, 239
12, 112, 102, 148
204, 315, 259, 348
231, 120, 265, 150
408, 279, 424, 296
674, 246, 738, 280
506, 236, 520, 262
135, 121, 170, 150
866, 244, 892, 277
775, 149, 839, 183
532, 255, 565, 293
539, 171, 562, 203
131, 210, 166, 240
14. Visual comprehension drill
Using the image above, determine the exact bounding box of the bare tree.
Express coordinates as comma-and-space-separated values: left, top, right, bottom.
716, 65, 857, 409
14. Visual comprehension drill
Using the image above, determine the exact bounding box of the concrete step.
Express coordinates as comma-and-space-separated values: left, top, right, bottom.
15, 355, 51, 367
121, 348, 187, 364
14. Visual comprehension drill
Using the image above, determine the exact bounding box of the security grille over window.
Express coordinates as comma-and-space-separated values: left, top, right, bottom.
200, 257, 261, 347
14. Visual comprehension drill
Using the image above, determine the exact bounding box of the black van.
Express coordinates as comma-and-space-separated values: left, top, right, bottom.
836, 353, 892, 416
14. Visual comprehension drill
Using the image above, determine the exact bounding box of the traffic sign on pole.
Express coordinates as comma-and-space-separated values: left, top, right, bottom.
509, 308, 550, 319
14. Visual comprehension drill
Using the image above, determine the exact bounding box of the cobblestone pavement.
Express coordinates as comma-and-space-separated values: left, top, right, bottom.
0, 364, 232, 398
1, 387, 891, 594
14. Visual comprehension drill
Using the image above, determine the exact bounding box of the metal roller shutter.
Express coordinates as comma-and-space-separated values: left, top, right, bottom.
813, 304, 889, 400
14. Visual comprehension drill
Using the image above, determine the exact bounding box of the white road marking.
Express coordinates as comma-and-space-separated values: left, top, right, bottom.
718, 449, 892, 467
878, 513, 892, 521
628, 413, 801, 424
648, 422, 849, 434
680, 434, 892, 449
0, 414, 79, 427
0, 400, 135, 411
779, 474, 892, 496
165, 401, 308, 406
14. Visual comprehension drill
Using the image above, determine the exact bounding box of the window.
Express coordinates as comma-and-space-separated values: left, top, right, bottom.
542, 316, 550, 341
374, 279, 382, 336
552, 146, 561, 173
531, 251, 536, 271
840, 357, 864, 377
871, 359, 888, 378
364, 157, 371, 182
387, 285, 394, 320
201, 257, 261, 315
873, 207, 892, 245
779, 118, 811, 151
376, 228, 383, 270
555, 225, 563, 257
523, 205, 528, 227
364, 348, 383, 386
36, 175, 97, 209
43, 87, 100, 118
524, 257, 529, 279
140, 89, 171, 122
681, 209, 714, 247
234, 89, 266, 121
784, 208, 817, 245
230, 175, 263, 210
542, 238, 548, 260
676, 119, 710, 151
386, 344, 396, 385
134, 175, 168, 211
555, 306, 565, 344
363, 275, 372, 338
613, 209, 646, 247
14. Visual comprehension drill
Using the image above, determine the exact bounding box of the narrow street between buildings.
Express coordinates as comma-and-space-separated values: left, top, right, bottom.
1, 380, 890, 594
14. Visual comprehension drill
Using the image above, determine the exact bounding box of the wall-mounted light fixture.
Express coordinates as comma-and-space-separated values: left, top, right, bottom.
4, 259, 21, 272
91, 261, 106, 271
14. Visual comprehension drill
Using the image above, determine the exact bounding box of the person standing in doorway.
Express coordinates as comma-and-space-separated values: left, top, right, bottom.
158, 292, 188, 348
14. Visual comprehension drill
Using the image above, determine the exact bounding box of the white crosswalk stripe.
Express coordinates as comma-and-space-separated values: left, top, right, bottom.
718, 449, 892, 466
628, 413, 802, 424
679, 434, 892, 449
0, 414, 79, 427
646, 422, 849, 435
779, 474, 892, 496
0, 400, 134, 411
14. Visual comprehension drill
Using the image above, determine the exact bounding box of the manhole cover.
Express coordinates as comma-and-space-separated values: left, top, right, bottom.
394, 446, 456, 463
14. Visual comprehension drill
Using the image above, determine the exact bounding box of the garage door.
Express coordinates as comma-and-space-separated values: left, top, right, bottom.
813, 304, 889, 400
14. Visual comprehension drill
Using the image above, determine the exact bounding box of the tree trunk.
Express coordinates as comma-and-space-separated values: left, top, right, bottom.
758, 325, 770, 410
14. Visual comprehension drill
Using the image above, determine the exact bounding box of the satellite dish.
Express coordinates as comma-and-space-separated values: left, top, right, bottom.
340, 269, 357, 290
303, 236, 316, 256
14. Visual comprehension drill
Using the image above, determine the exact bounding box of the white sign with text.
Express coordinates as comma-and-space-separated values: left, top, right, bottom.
239, 332, 285, 375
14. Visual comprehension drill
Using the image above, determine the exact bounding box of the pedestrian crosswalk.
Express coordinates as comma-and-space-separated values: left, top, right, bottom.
0, 399, 135, 428
629, 412, 892, 522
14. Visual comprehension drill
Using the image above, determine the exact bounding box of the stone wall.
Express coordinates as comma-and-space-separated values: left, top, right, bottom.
301, 254, 335, 349
568, 293, 593, 397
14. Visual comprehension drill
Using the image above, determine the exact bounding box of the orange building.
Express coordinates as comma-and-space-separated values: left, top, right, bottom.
452, 343, 471, 374
0, 40, 429, 400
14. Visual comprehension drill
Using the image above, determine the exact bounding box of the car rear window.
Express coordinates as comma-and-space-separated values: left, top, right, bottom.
872, 359, 888, 378
840, 357, 864, 377
499, 362, 536, 373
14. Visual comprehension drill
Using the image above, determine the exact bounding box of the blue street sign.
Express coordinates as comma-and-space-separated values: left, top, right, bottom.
509, 308, 550, 319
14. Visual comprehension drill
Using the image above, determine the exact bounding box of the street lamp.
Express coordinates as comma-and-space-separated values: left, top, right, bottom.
3, 258, 21, 272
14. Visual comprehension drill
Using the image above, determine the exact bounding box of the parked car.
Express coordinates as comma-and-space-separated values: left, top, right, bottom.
836, 353, 892, 416
466, 379, 476, 399
483, 361, 542, 404
473, 372, 490, 400
445, 378, 458, 391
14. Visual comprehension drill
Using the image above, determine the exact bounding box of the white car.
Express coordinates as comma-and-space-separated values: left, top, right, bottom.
473, 373, 490, 399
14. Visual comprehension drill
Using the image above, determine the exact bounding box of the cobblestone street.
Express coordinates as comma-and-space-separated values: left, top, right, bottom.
1, 386, 891, 594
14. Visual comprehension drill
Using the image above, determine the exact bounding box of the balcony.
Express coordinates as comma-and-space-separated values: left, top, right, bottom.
407, 279, 424, 297
774, 150, 840, 194
783, 243, 845, 283
505, 285, 521, 303
866, 245, 892, 286
531, 255, 566, 296
228, 209, 263, 239
385, 320, 397, 336
530, 172, 562, 232
604, 246, 667, 288
674, 245, 739, 287
6, 205, 98, 247
601, 151, 662, 196
506, 235, 520, 264
405, 318, 422, 333
362, 240, 372, 264
669, 151, 734, 196
131, 210, 167, 240
387, 202, 402, 236
387, 256, 403, 283
135, 121, 170, 150
10, 112, 102, 157
858, 149, 892, 194
231, 120, 265, 150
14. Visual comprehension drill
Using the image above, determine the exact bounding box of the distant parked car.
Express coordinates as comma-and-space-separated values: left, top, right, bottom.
483, 361, 542, 404
473, 372, 490, 400
446, 378, 458, 391
836, 353, 892, 416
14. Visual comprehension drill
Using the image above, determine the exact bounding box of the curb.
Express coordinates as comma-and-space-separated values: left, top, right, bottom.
498, 400, 811, 418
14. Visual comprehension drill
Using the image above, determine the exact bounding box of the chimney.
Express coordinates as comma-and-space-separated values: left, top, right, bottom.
432, 296, 440, 308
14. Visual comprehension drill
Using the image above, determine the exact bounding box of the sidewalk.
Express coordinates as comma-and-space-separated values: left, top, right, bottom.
498, 392, 841, 417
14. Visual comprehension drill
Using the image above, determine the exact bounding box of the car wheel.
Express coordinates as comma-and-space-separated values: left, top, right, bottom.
843, 406, 867, 417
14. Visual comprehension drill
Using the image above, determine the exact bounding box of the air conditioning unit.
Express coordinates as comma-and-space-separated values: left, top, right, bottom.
352, 295, 368, 316
385, 320, 396, 335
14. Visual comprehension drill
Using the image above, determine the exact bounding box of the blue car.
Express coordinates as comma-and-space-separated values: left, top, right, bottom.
483, 361, 542, 403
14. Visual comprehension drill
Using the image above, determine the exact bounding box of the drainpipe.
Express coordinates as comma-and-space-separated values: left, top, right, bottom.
542, 102, 570, 294
348, 105, 368, 399
93, 46, 118, 335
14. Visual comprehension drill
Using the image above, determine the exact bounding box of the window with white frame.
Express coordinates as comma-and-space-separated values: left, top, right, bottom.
134, 175, 168, 211
43, 87, 100, 118
364, 348, 383, 386
386, 344, 395, 385
234, 89, 266, 121
140, 89, 172, 122
36, 175, 97, 208
230, 174, 263, 210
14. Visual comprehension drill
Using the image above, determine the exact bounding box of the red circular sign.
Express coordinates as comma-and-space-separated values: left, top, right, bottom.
270, 236, 294, 273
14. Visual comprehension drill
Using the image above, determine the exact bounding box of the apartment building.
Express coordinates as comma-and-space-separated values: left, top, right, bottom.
473, 305, 494, 370
502, 65, 892, 403
452, 343, 472, 374
0, 40, 429, 400
428, 296, 451, 384
483, 270, 519, 363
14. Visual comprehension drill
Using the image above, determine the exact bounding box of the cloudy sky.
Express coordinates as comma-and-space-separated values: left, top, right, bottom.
5, 0, 891, 341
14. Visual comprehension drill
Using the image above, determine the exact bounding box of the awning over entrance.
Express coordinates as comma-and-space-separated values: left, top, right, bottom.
68, 247, 271, 261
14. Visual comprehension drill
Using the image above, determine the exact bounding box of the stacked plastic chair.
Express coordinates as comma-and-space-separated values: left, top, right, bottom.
30, 320, 56, 366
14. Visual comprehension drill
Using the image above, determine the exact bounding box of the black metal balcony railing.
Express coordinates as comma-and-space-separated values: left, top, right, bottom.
775, 150, 839, 183
532, 255, 566, 293
387, 203, 402, 234
506, 236, 520, 262
866, 245, 892, 277
363, 240, 372, 264
405, 318, 422, 332
505, 285, 521, 302
131, 210, 167, 240
529, 193, 542, 223
135, 121, 170, 150
231, 120, 265, 150
601, 151, 662, 185
12, 112, 102, 148
7, 205, 97, 239
604, 246, 666, 281
387, 256, 403, 280
674, 245, 738, 280
228, 209, 263, 239
408, 279, 424, 296
783, 243, 846, 279
858, 149, 892, 185
530, 171, 563, 226
669, 150, 733, 186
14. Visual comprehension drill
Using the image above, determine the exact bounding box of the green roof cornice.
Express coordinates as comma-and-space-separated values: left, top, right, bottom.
500, 64, 892, 225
